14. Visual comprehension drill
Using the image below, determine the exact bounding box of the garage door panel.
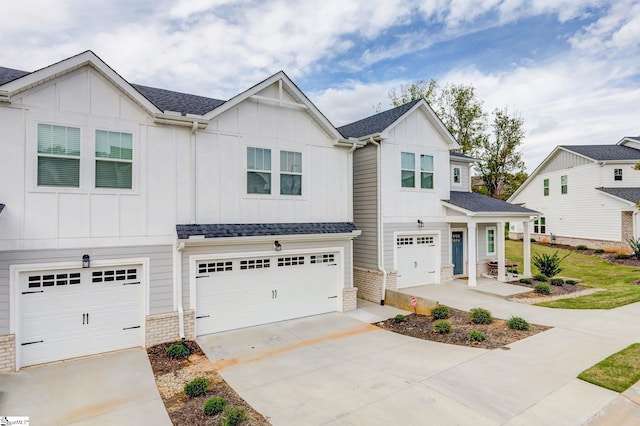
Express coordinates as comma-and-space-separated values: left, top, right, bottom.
397, 235, 439, 289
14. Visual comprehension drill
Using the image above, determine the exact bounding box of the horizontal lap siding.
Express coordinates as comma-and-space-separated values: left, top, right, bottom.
0, 245, 173, 334
353, 145, 378, 269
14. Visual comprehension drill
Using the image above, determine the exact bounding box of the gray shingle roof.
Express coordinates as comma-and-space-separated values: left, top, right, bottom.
443, 191, 538, 214
337, 99, 422, 138
450, 151, 475, 161
560, 145, 640, 161
0, 203, 4, 214
0, 66, 225, 116
597, 187, 640, 203
177, 222, 358, 239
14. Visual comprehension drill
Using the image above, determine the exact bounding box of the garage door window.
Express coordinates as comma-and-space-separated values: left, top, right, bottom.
397, 237, 413, 246
199, 261, 233, 273
92, 269, 138, 283
28, 272, 81, 288
416, 236, 434, 244
240, 258, 270, 269
278, 256, 305, 266
310, 254, 335, 264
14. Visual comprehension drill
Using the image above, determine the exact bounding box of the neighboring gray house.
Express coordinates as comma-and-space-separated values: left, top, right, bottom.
340, 100, 538, 304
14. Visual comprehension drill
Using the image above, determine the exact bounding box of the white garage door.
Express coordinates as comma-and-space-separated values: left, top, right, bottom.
196, 252, 340, 335
20, 266, 143, 367
396, 235, 439, 288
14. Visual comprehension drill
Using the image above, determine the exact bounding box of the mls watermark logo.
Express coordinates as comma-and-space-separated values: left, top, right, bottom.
0, 417, 29, 425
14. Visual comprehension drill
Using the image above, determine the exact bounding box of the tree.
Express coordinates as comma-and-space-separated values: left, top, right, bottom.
475, 108, 526, 199
388, 79, 439, 107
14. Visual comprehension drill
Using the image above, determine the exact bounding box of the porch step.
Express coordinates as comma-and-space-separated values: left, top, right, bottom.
470, 282, 533, 299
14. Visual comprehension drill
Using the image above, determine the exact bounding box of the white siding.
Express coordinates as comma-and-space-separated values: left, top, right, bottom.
542, 149, 593, 173
450, 160, 470, 191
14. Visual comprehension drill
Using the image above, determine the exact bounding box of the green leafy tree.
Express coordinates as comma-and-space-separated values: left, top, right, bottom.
388, 79, 439, 107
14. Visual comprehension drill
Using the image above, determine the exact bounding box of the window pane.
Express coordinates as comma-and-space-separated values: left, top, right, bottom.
421, 172, 433, 189
281, 150, 302, 172
248, 147, 271, 171
401, 152, 414, 170
247, 147, 256, 170
401, 170, 415, 188
96, 160, 132, 188
38, 124, 80, 156
247, 171, 271, 194
420, 155, 433, 171
281, 174, 301, 195
38, 157, 80, 187
453, 168, 460, 183
487, 229, 495, 253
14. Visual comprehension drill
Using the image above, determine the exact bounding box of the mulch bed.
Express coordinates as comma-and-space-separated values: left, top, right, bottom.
376, 308, 550, 349
535, 242, 640, 267
508, 279, 588, 299
147, 341, 271, 426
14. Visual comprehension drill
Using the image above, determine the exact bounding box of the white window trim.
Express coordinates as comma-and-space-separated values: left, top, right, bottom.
561, 175, 568, 195
94, 129, 134, 190
244, 145, 307, 200
400, 151, 436, 191
486, 226, 496, 256
452, 166, 461, 186
543, 178, 549, 196
279, 150, 302, 197
614, 168, 623, 181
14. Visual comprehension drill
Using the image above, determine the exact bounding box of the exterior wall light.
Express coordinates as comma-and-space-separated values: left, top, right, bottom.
417, 220, 424, 228
82, 254, 91, 268
274, 241, 282, 251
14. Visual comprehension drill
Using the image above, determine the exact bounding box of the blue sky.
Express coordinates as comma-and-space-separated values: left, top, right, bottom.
2, 0, 639, 170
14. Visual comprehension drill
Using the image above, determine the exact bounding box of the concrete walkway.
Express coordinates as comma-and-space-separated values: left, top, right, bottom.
0, 348, 171, 425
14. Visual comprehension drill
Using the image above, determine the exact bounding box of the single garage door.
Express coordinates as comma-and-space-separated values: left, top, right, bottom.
396, 235, 439, 288
195, 252, 340, 335
20, 266, 143, 367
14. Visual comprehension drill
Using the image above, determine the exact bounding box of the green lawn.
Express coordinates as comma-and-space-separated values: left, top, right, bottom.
578, 343, 640, 392
505, 240, 640, 309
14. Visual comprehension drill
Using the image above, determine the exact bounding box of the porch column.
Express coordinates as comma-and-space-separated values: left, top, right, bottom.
523, 220, 532, 277
497, 221, 506, 282
468, 222, 477, 286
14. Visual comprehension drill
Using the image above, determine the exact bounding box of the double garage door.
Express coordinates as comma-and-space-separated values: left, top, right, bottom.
20, 265, 143, 367
396, 234, 439, 288
196, 252, 340, 335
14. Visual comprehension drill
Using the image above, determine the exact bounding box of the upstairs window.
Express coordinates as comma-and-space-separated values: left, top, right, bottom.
614, 169, 623, 181
280, 150, 302, 196
247, 147, 271, 194
534, 217, 546, 234
420, 155, 434, 189
95, 130, 133, 189
543, 178, 549, 196
401, 152, 415, 188
37, 124, 80, 187
452, 167, 461, 185
561, 175, 568, 194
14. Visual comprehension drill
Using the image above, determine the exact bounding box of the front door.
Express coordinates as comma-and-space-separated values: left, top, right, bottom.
452, 231, 464, 275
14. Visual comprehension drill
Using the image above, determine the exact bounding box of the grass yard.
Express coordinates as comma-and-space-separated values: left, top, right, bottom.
505, 240, 640, 309
578, 343, 640, 392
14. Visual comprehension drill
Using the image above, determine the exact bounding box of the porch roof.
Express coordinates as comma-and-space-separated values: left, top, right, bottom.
442, 191, 539, 216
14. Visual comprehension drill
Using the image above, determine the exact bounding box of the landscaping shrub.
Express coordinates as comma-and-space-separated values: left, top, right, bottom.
594, 248, 605, 254
530, 238, 536, 243
576, 244, 588, 250
222, 406, 247, 426
628, 238, 640, 260
204, 397, 226, 416
467, 330, 485, 342
433, 320, 452, 334
532, 250, 570, 277
566, 279, 578, 285
166, 343, 190, 359
533, 274, 548, 282
184, 376, 210, 398
615, 253, 631, 259
519, 278, 532, 284
431, 305, 450, 320
393, 314, 405, 323
507, 316, 530, 331
469, 308, 493, 324
550, 278, 564, 286
535, 283, 551, 295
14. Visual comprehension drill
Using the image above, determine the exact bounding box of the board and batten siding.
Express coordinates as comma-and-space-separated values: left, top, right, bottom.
542, 149, 593, 174
0, 245, 174, 335
383, 222, 449, 272
180, 239, 353, 310
353, 144, 379, 269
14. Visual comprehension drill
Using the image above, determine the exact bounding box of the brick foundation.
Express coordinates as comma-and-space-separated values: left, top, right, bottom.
354, 267, 383, 303
342, 287, 358, 312
441, 264, 454, 283
0, 334, 15, 372
476, 261, 490, 277
145, 309, 195, 347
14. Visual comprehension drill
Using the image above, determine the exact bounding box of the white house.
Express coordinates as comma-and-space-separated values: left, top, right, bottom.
509, 138, 640, 249
339, 100, 538, 304
0, 51, 360, 371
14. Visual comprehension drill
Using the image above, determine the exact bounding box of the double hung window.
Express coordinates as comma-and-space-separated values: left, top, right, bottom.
37, 124, 80, 187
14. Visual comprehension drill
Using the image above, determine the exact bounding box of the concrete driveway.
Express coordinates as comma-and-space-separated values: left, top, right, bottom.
0, 348, 171, 425
198, 285, 640, 425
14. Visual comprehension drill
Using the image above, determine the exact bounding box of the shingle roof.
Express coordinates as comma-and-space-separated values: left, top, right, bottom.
337, 99, 422, 138
0, 66, 225, 116
450, 151, 475, 161
0, 204, 4, 214
560, 145, 640, 161
443, 191, 538, 214
597, 187, 640, 203
176, 222, 358, 239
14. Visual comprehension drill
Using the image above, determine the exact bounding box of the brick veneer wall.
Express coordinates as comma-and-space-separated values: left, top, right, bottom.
0, 334, 15, 372
441, 264, 454, 283
354, 267, 383, 303
146, 310, 195, 347
342, 288, 358, 312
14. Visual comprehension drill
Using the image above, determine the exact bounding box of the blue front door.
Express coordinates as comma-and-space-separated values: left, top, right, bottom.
452, 232, 464, 275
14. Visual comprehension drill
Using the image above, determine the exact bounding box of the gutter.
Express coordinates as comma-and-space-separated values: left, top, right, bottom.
190, 121, 198, 224
174, 241, 186, 339
369, 137, 388, 305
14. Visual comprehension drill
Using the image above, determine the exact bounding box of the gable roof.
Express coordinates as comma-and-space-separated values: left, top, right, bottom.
0, 66, 29, 85
131, 84, 225, 116
559, 145, 640, 161
443, 191, 538, 216
450, 151, 475, 162
596, 187, 640, 205
176, 222, 358, 239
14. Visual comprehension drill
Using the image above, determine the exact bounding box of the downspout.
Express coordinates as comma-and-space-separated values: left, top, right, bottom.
190, 121, 198, 224
369, 137, 388, 305
347, 141, 357, 221
175, 241, 186, 339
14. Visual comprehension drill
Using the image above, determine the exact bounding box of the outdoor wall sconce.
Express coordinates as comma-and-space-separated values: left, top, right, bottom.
274, 241, 282, 251
82, 254, 91, 268
417, 219, 424, 228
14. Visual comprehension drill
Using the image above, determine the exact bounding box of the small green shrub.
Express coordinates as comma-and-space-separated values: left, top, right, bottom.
576, 244, 588, 250
535, 283, 551, 295
469, 308, 493, 324
222, 406, 247, 426
166, 343, 190, 359
550, 278, 564, 286
533, 274, 548, 282
519, 278, 532, 284
431, 305, 450, 320
393, 314, 406, 323
530, 238, 536, 243
532, 250, 570, 277
433, 320, 452, 334
184, 376, 210, 398
566, 279, 578, 285
615, 253, 631, 259
204, 397, 226, 416
507, 316, 530, 331
467, 330, 485, 342
595, 248, 605, 254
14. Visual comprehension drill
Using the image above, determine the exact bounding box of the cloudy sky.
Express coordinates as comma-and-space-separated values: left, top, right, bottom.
3, 0, 640, 170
